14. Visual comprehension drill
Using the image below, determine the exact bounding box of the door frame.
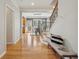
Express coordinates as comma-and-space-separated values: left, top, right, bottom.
5, 4, 14, 44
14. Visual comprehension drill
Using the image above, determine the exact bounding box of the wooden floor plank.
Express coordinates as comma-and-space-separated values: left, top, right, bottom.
1, 33, 58, 59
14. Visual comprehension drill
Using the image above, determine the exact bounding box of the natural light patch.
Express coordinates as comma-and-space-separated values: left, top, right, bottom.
27, 33, 32, 47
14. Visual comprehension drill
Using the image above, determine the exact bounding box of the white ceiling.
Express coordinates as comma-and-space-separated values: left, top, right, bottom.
15, 0, 57, 18
16, 0, 53, 8
15, 0, 57, 11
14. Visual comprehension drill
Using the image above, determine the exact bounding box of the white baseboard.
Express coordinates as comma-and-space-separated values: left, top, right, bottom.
14, 37, 20, 44
0, 51, 6, 58
7, 39, 20, 44
7, 36, 20, 44
7, 41, 14, 44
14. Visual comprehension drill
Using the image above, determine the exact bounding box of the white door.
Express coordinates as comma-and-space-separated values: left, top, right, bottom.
6, 7, 14, 44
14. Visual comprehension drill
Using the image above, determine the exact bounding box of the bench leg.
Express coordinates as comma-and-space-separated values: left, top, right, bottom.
62, 56, 73, 59
60, 57, 64, 59
48, 44, 51, 48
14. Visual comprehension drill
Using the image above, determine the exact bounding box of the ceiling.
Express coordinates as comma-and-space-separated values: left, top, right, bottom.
16, 0, 57, 11
15, 0, 57, 18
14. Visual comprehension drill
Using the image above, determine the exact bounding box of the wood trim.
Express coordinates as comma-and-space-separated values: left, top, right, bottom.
51, 0, 58, 17
49, 0, 58, 28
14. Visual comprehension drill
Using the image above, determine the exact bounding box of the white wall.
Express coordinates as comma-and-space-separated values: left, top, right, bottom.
6, 0, 20, 44
0, 0, 6, 57
0, 0, 20, 57
50, 0, 78, 53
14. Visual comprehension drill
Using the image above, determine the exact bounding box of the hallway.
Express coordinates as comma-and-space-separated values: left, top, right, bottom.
1, 33, 58, 59
0, 0, 78, 59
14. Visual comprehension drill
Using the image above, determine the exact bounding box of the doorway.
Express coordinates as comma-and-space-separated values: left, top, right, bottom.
6, 6, 14, 44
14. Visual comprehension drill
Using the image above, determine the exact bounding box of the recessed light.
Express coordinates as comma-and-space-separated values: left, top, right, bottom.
32, 2, 35, 6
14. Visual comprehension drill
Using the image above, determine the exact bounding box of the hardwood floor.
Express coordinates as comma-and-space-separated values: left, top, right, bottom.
1, 33, 58, 59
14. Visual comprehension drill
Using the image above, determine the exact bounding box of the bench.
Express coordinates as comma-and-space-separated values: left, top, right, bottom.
48, 40, 77, 59
43, 34, 78, 59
